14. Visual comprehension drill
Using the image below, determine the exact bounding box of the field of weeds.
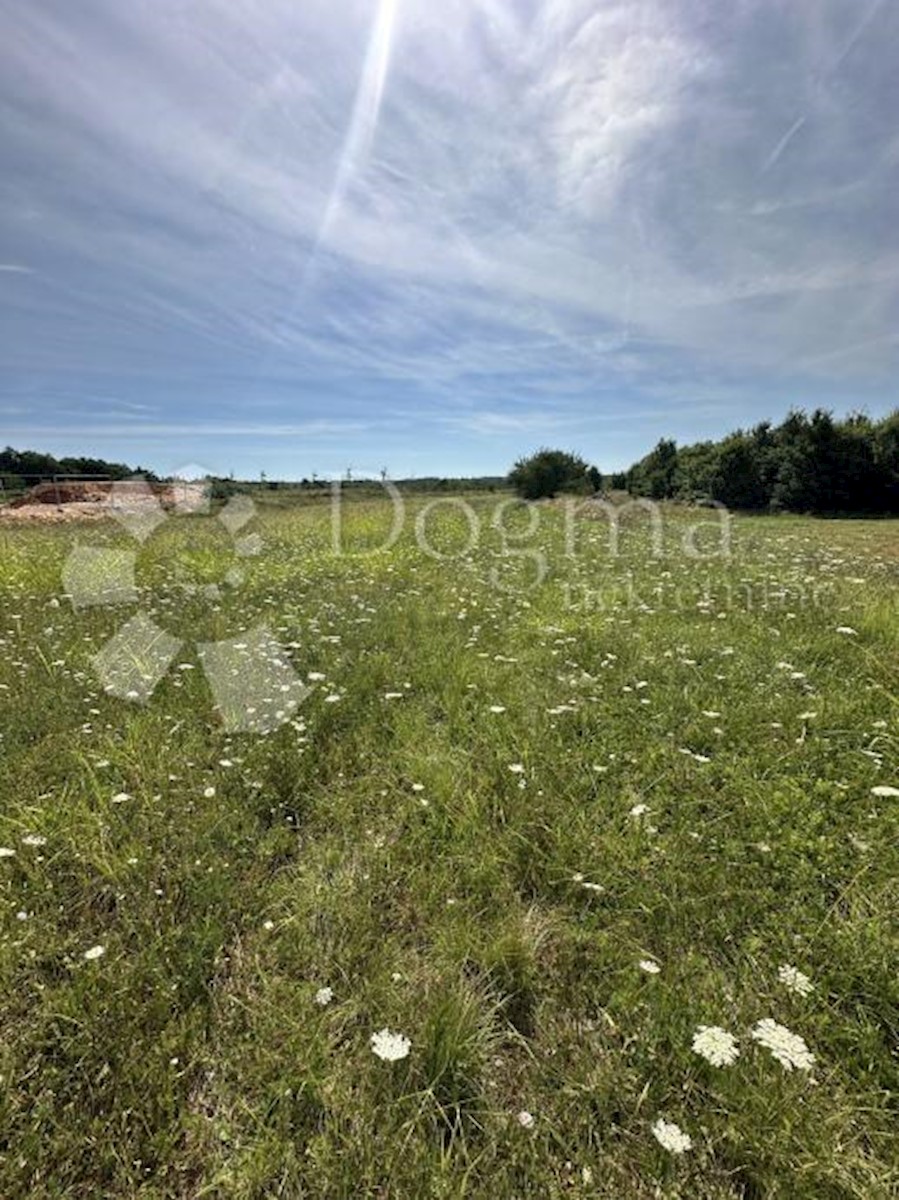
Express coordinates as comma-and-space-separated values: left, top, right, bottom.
0, 493, 897, 1198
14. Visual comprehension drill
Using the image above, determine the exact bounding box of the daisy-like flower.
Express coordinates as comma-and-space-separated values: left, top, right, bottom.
83, 945, 106, 961
692, 1025, 740, 1067
778, 964, 814, 997
0, 847, 15, 858
314, 986, 334, 1007
751, 1018, 815, 1072
203, 786, 216, 798
639, 959, 661, 975
517, 1110, 535, 1129
651, 1118, 692, 1154
870, 785, 899, 798
370, 1027, 411, 1061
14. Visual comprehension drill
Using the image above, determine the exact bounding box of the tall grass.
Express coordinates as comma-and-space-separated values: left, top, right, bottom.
0, 497, 896, 1196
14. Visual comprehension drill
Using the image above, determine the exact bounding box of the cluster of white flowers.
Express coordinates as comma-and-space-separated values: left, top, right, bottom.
651, 1118, 692, 1154
639, 959, 661, 975
692, 1025, 740, 1067
751, 1019, 815, 1072
314, 986, 334, 1007
870, 785, 899, 798
778, 964, 814, 997
370, 1028, 411, 1061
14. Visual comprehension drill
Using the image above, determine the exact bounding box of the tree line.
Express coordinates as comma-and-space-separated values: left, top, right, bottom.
0, 446, 155, 486
621, 409, 899, 513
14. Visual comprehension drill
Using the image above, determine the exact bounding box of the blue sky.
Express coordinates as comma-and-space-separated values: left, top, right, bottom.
1, 0, 897, 478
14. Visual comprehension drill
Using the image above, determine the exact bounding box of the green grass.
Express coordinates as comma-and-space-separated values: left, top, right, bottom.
0, 495, 897, 1197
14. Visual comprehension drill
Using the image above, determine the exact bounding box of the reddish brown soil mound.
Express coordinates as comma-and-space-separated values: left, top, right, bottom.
10, 480, 177, 508
1, 479, 213, 522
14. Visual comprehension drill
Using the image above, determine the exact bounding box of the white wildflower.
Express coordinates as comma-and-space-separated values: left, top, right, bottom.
22, 835, 46, 847
651, 1118, 692, 1154
870, 785, 899, 798
692, 1025, 740, 1067
629, 803, 649, 818
751, 1018, 815, 1072
508, 763, 525, 774
835, 626, 857, 635
0, 847, 15, 858
203, 786, 216, 798
370, 1027, 411, 1061
517, 1109, 535, 1129
639, 959, 661, 975
83, 945, 106, 961
488, 705, 507, 713
314, 986, 334, 1007
778, 964, 814, 997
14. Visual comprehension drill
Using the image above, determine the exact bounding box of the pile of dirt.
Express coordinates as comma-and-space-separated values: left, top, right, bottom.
0, 502, 117, 524
9, 480, 169, 507
1, 479, 207, 522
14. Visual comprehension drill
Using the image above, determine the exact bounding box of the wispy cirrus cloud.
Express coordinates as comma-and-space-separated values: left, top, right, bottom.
0, 0, 896, 475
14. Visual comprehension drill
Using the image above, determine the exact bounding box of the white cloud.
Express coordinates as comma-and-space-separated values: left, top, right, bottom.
1, 0, 896, 449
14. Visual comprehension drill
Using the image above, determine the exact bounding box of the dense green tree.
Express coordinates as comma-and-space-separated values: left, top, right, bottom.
710, 436, 767, 509
626, 438, 679, 499
0, 446, 150, 484
677, 440, 719, 499
507, 448, 595, 500
622, 408, 899, 514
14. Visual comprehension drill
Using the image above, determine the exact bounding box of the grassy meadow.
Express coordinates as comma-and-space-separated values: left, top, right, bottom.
0, 492, 897, 1198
